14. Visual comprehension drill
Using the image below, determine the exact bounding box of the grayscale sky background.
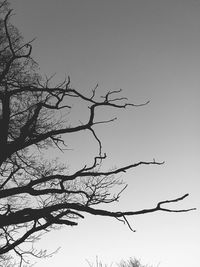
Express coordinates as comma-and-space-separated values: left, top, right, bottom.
9, 1, 200, 267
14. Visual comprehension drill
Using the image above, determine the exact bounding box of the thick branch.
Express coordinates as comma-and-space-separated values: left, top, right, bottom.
0, 194, 195, 229
0, 161, 163, 199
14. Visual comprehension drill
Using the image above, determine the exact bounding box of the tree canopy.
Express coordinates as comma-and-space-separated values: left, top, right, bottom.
0, 1, 195, 266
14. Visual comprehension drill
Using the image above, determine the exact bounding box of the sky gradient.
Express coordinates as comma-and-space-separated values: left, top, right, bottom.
9, 1, 200, 266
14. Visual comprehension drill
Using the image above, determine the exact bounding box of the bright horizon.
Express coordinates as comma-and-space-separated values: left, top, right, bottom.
9, 1, 200, 266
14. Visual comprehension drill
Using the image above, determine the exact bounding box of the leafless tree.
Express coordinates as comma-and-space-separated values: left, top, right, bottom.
0, 1, 195, 266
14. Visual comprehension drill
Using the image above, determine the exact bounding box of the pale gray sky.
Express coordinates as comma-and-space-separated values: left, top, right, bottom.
9, 1, 200, 267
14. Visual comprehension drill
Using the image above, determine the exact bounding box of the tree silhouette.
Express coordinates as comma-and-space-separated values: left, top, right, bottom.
0, 1, 195, 265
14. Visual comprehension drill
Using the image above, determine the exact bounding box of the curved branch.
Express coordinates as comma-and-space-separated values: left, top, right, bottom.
0, 194, 195, 231
0, 160, 163, 199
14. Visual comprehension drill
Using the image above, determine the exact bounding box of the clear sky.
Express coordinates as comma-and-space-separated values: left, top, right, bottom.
9, 1, 200, 267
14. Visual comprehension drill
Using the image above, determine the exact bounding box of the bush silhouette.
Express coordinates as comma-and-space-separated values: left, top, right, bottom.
86, 257, 155, 267
118, 258, 154, 267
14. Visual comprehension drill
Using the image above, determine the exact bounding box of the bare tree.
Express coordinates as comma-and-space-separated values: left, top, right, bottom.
0, 1, 195, 266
